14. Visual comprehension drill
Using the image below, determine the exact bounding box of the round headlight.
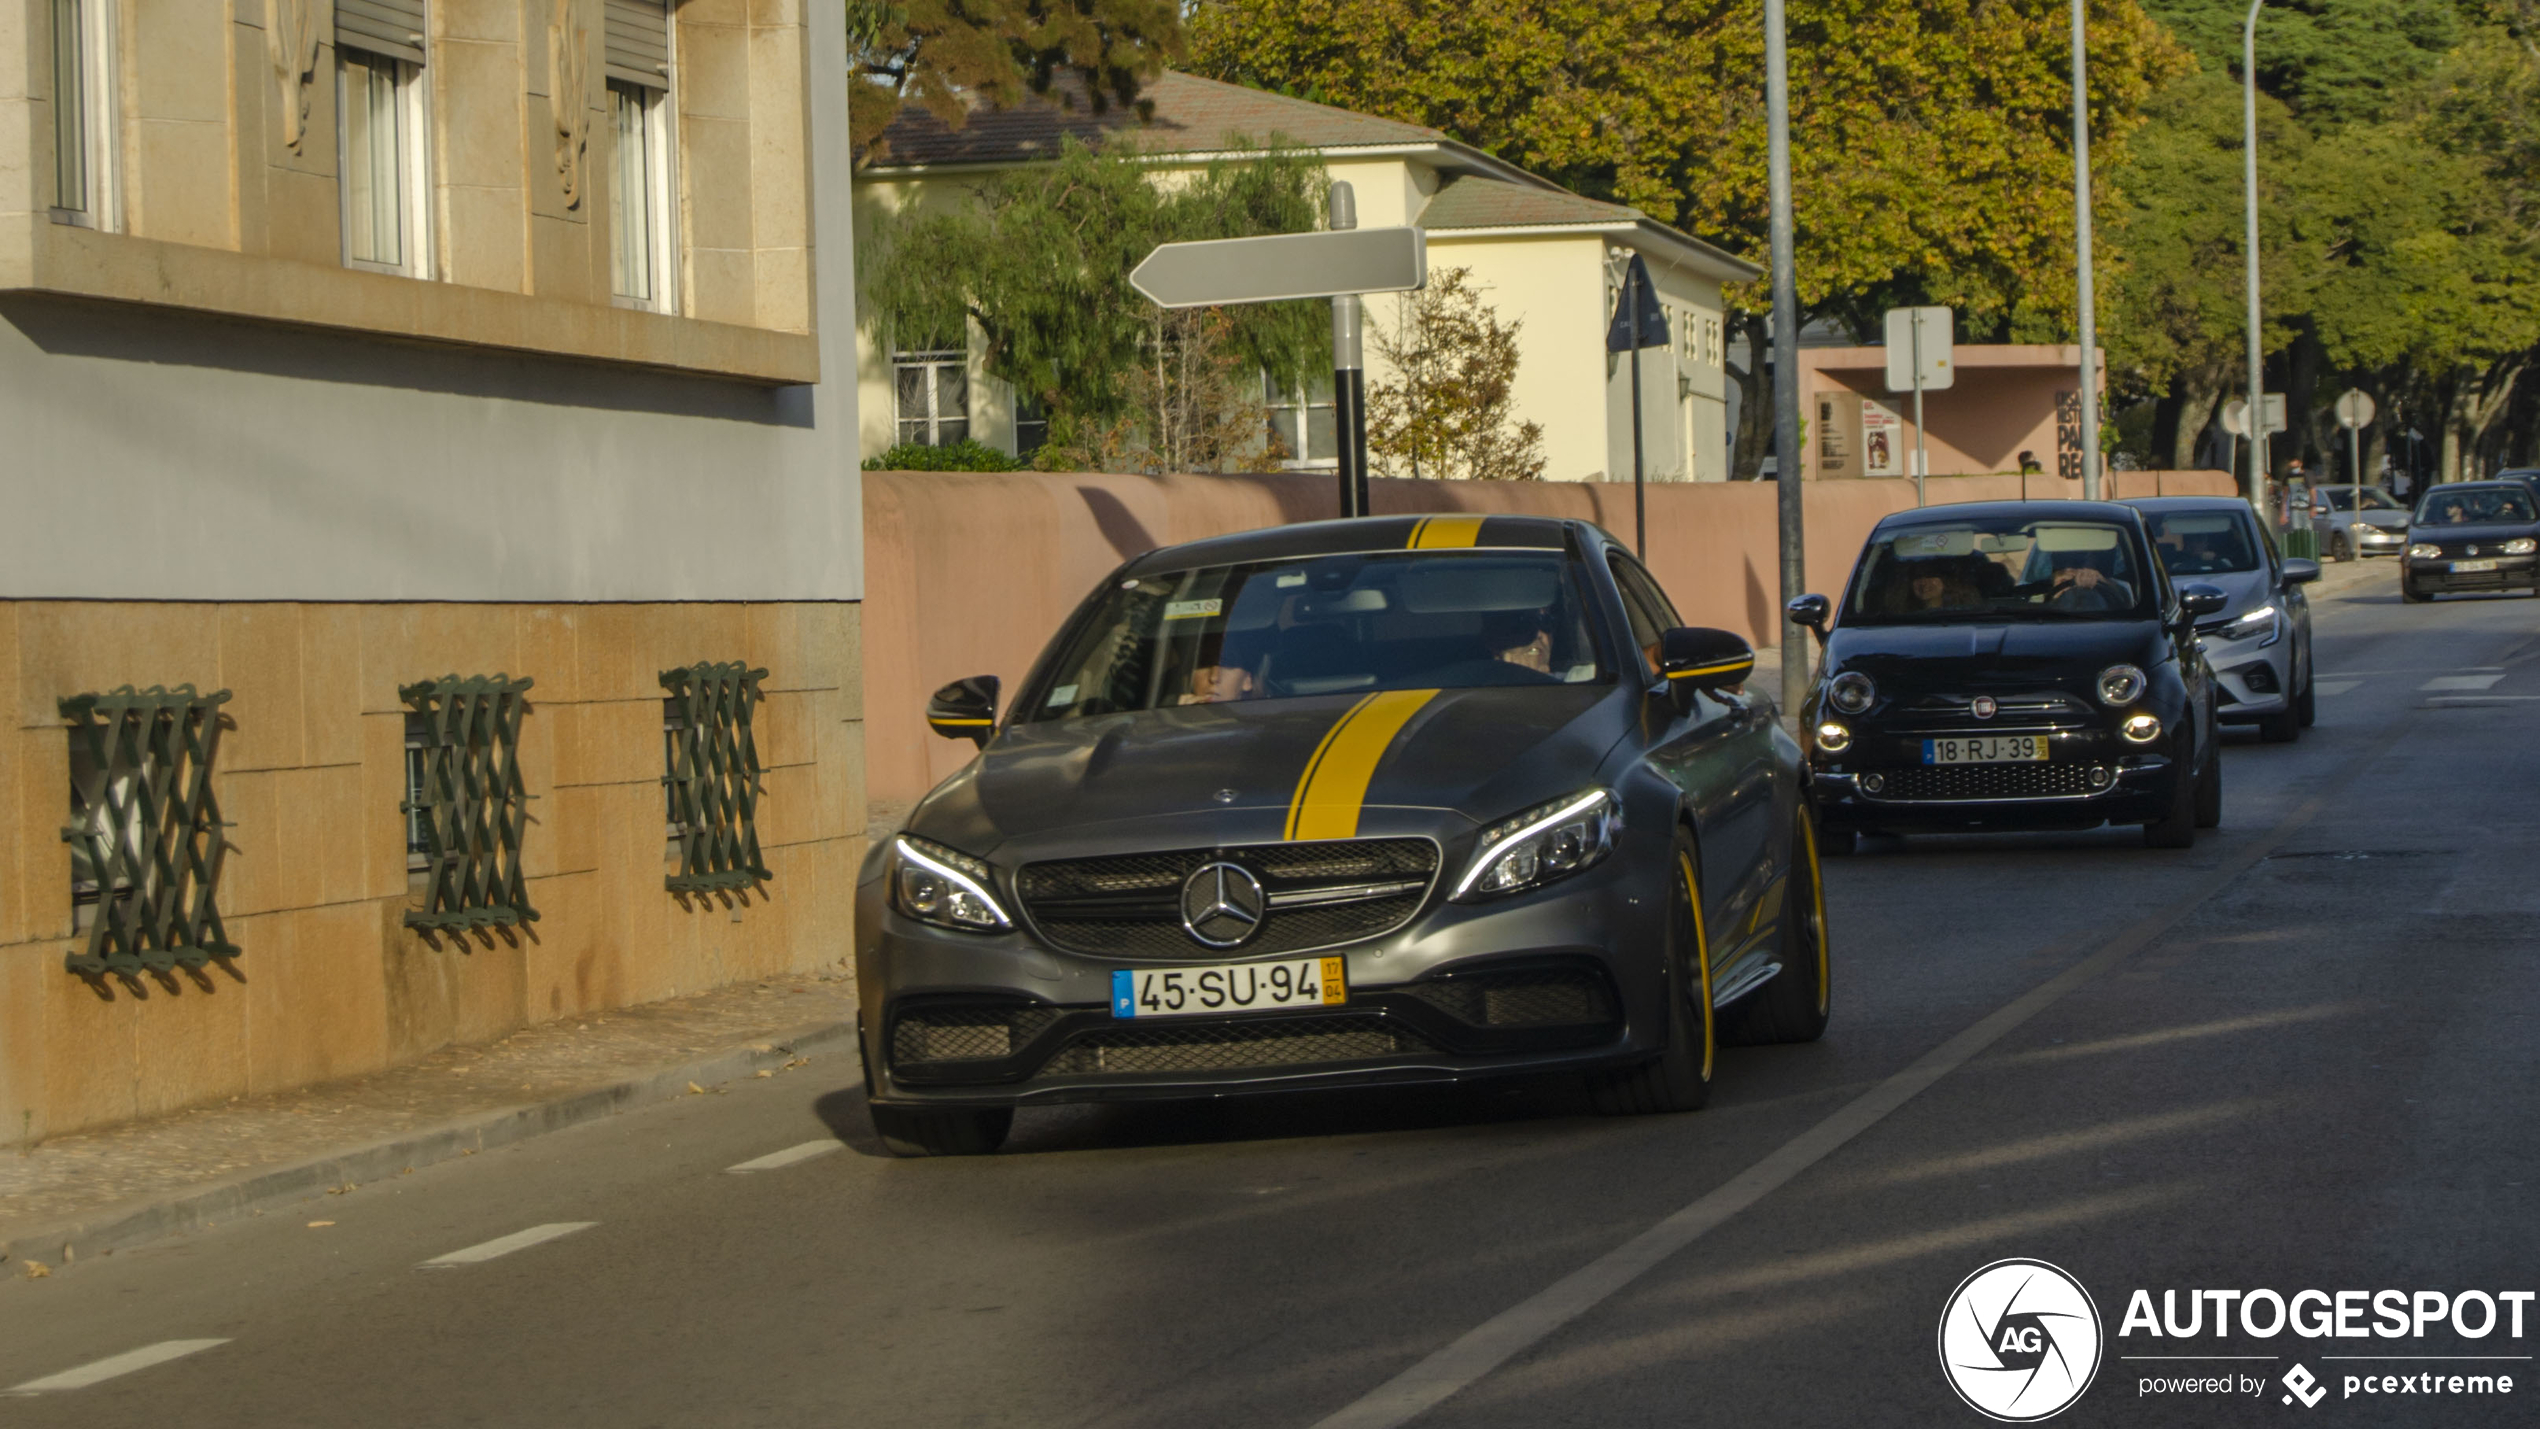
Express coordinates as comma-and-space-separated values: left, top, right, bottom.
1814, 721, 1852, 753
2097, 664, 2147, 707
1828, 671, 1877, 715
2407, 543, 2442, 559
2121, 713, 2164, 744
2507, 538, 2538, 555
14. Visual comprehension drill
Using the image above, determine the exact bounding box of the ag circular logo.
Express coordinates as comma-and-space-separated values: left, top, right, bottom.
1179, 862, 1266, 948
1938, 1259, 2102, 1421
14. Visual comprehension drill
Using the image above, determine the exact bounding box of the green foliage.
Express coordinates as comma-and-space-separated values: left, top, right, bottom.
861, 439, 1025, 472
860, 138, 1329, 463
2138, 0, 2464, 131
846, 0, 1186, 162
1364, 269, 1546, 481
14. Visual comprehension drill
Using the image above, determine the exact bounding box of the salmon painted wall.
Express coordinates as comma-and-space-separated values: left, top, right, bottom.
862, 468, 2238, 828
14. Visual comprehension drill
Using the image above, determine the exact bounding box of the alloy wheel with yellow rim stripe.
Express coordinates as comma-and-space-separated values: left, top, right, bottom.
1679, 847, 1716, 1083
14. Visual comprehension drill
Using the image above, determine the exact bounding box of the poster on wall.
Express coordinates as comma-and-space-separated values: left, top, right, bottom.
1860, 401, 1903, 478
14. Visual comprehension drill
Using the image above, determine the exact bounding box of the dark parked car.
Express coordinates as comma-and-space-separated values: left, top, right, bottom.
1790, 501, 2223, 851
858, 515, 1832, 1155
2123, 496, 2320, 743
2402, 481, 2540, 602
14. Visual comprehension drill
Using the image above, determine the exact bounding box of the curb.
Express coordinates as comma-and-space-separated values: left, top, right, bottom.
0, 1018, 859, 1267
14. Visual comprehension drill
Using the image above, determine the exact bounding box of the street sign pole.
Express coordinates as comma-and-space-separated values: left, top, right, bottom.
2334, 389, 2376, 540
1767, 0, 1806, 730
2071, 0, 2103, 502
1329, 183, 1368, 519
1629, 268, 1647, 556
2242, 0, 2270, 522
1911, 313, 1928, 508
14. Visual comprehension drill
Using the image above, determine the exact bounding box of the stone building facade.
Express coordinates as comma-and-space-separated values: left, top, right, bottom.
0, 0, 865, 1143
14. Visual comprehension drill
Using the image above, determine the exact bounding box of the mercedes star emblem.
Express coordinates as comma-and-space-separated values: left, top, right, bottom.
1971, 695, 1998, 720
1180, 862, 1267, 948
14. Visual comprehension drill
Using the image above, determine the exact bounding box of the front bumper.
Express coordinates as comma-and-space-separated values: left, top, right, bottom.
2200, 628, 2292, 721
856, 847, 1675, 1109
2351, 526, 2406, 555
2406, 554, 2538, 593
1806, 724, 2181, 832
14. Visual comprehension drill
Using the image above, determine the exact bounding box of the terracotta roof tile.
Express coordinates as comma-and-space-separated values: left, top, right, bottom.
864, 71, 1445, 168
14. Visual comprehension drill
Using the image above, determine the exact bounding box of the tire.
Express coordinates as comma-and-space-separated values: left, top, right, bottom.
1817, 822, 1859, 857
2402, 581, 2431, 604
869, 1101, 1013, 1157
2193, 741, 2223, 828
1588, 829, 1715, 1115
1720, 815, 1833, 1046
2143, 740, 2199, 849
2295, 657, 2317, 728
2330, 532, 2352, 562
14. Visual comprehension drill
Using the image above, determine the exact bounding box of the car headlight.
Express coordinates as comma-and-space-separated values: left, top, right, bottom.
2212, 604, 2282, 646
2508, 538, 2538, 555
891, 835, 1013, 932
1827, 671, 1876, 715
2120, 713, 2163, 744
1814, 722, 1853, 754
1451, 788, 1619, 901
2408, 543, 2442, 559
2097, 664, 2147, 706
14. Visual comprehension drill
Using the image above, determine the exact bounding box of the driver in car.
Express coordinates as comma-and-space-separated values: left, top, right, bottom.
1484, 608, 1556, 674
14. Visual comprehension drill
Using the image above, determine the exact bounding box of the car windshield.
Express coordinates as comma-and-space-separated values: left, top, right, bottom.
1026, 551, 1608, 719
2320, 488, 2402, 511
2141, 510, 2262, 575
2420, 488, 2536, 524
1844, 517, 2154, 624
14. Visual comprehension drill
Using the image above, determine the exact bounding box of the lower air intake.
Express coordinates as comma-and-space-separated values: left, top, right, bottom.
1039, 1015, 1433, 1076
1873, 763, 2102, 801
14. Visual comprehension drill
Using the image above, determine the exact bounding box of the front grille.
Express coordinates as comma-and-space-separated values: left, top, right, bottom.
1399, 965, 1618, 1028
892, 1005, 1064, 1065
1017, 839, 1438, 957
1871, 762, 2102, 801
1038, 1014, 1434, 1075
1893, 691, 2093, 731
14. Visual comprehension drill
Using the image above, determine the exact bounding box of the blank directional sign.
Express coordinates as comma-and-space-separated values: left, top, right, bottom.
1130, 227, 1427, 309
2219, 395, 2287, 437
2335, 388, 2376, 430
1883, 306, 1954, 392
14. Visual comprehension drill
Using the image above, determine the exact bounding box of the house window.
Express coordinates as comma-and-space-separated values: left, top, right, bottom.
1015, 393, 1050, 458
49, 0, 117, 226
608, 79, 675, 309
660, 663, 772, 893
1265, 372, 1336, 466
895, 350, 969, 447
339, 46, 430, 276
62, 685, 238, 976
398, 674, 538, 932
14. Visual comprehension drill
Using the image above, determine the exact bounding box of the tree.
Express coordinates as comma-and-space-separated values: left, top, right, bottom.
1190, 0, 2192, 477
846, 0, 1186, 164
1365, 268, 1547, 481
858, 139, 1330, 469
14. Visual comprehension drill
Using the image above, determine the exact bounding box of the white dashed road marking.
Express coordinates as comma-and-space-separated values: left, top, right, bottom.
2421, 674, 2505, 691
417, 1222, 596, 1269
727, 1141, 844, 1174
4, 1340, 230, 1395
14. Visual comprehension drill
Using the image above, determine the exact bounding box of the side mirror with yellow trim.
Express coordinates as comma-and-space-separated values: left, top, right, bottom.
926, 675, 999, 747
1657, 627, 1756, 699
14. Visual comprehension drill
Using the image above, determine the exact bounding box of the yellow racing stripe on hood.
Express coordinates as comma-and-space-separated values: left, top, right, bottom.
1285, 689, 1439, 840
1407, 515, 1484, 549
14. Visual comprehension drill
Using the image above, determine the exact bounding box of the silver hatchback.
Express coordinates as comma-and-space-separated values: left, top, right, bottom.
2123, 497, 2321, 743
2310, 485, 2410, 560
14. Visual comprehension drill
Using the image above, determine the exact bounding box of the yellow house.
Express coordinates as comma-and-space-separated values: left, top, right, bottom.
855, 72, 1760, 483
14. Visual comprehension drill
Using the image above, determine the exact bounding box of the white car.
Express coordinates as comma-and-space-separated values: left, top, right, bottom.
2125, 497, 2320, 743
2311, 486, 2409, 560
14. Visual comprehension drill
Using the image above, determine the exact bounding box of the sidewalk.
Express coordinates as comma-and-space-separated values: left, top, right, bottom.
1, 968, 859, 1270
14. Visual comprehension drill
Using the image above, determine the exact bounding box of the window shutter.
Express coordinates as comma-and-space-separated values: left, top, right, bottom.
336, 0, 426, 64
604, 0, 669, 87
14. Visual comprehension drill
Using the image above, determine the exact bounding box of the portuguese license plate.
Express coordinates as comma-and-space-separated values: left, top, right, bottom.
1112, 958, 1346, 1019
1923, 735, 2049, 765
2454, 559, 2500, 572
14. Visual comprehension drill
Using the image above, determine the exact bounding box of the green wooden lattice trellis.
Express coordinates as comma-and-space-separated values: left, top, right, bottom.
661, 662, 772, 893
60, 685, 239, 978
400, 674, 540, 931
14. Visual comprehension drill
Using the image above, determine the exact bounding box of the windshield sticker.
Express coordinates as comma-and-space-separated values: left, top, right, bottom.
1046, 684, 1078, 706
1277, 572, 1308, 588
1164, 599, 1223, 620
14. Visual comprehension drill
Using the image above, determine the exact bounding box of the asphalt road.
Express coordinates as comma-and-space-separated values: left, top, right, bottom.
5, 566, 2535, 1428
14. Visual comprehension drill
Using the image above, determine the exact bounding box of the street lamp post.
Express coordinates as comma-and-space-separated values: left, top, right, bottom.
2071, 0, 2101, 501
2242, 0, 2269, 518
1767, 0, 1806, 728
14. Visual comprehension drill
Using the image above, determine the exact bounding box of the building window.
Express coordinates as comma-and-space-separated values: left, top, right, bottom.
660, 663, 771, 894
402, 713, 432, 873
895, 350, 970, 447
340, 47, 430, 276
49, 0, 117, 226
1265, 371, 1336, 466
1014, 393, 1049, 457
398, 674, 538, 932
62, 685, 238, 977
609, 79, 676, 310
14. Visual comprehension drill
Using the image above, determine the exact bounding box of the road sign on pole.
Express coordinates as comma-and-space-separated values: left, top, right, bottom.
1128, 226, 1426, 309
1884, 306, 1952, 508
2335, 388, 2375, 523
1609, 254, 1670, 557
1131, 188, 1426, 518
